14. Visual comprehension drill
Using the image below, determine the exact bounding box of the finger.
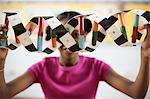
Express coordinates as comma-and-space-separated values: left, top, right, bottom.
0, 34, 7, 40
0, 25, 7, 32
0, 47, 8, 55
0, 34, 5, 39
0, 46, 8, 50
143, 24, 150, 39
144, 24, 150, 30
0, 47, 8, 58
142, 28, 150, 49
0, 47, 8, 50
144, 24, 150, 36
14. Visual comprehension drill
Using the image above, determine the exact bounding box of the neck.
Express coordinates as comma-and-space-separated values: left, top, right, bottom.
59, 55, 79, 67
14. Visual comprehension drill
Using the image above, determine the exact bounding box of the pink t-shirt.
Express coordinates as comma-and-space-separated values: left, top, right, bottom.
27, 56, 110, 99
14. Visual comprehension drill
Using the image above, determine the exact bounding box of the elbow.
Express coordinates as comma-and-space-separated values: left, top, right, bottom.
0, 86, 11, 99
129, 82, 149, 99
132, 93, 146, 99
0, 89, 7, 99
131, 88, 148, 99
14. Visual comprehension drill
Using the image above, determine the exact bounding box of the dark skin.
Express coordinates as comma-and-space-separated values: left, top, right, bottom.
0, 18, 149, 98
0, 25, 8, 40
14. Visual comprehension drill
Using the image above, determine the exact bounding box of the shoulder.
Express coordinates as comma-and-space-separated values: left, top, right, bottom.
81, 55, 110, 69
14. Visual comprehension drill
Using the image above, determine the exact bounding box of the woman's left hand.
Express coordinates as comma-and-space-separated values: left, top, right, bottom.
141, 24, 150, 58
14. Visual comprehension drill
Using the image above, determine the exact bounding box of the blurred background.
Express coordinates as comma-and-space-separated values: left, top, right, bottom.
0, 0, 150, 99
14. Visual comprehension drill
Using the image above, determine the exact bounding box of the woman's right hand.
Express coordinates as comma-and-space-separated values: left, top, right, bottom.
0, 48, 8, 69
0, 35, 8, 69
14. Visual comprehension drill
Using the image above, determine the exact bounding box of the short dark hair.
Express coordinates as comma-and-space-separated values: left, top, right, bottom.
57, 11, 81, 21
57, 11, 92, 33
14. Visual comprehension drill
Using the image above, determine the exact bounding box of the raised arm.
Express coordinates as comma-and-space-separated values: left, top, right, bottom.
0, 43, 34, 98
105, 24, 150, 98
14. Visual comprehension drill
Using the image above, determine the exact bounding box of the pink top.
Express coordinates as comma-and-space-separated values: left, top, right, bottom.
27, 56, 110, 99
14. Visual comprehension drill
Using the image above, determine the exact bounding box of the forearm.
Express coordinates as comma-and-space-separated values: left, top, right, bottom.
0, 54, 9, 98
0, 65, 8, 99
131, 48, 149, 98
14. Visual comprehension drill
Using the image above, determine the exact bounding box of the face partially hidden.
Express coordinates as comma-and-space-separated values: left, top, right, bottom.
59, 29, 80, 58
58, 19, 86, 59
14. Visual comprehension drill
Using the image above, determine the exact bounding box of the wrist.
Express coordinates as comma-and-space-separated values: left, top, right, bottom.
0, 65, 4, 72
0, 65, 4, 70
0, 61, 5, 70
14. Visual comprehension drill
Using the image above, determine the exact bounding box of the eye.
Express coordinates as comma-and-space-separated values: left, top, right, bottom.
71, 30, 79, 39
72, 32, 79, 38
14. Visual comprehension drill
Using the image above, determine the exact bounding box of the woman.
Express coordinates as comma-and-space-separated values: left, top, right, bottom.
0, 11, 149, 99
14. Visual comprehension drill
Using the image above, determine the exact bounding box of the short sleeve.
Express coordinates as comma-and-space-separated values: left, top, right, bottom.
97, 60, 110, 81
27, 59, 45, 83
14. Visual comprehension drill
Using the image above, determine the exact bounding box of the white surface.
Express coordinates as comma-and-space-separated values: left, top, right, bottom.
4, 42, 150, 99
